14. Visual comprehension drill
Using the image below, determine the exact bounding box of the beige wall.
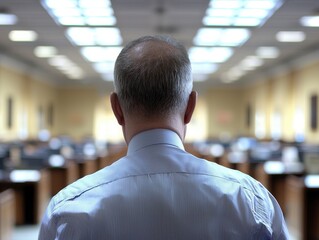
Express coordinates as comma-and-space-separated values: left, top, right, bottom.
293, 62, 319, 143
93, 93, 209, 144
55, 87, 98, 140
239, 61, 319, 143
205, 88, 245, 140
0, 65, 98, 141
1, 57, 319, 143
0, 66, 58, 140
94, 94, 124, 143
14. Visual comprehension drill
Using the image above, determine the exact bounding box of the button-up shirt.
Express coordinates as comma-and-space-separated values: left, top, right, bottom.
39, 129, 289, 239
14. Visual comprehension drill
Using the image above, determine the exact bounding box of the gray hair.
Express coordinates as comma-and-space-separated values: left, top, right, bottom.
114, 35, 192, 118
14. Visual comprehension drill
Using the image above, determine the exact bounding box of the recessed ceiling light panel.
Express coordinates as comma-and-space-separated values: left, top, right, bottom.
204, 0, 282, 27
66, 27, 122, 46
34, 46, 57, 58
9, 30, 38, 42
256, 47, 280, 58
42, 0, 116, 26
0, 13, 18, 25
81, 47, 123, 62
300, 16, 319, 27
276, 31, 306, 42
193, 28, 250, 47
191, 63, 218, 74
189, 47, 233, 63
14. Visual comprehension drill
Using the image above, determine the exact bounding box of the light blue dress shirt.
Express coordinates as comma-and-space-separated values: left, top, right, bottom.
39, 129, 289, 240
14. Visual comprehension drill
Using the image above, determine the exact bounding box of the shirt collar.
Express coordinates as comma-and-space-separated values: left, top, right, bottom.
127, 129, 185, 155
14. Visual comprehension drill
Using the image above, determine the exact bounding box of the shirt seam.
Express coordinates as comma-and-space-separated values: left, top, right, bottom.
51, 170, 260, 214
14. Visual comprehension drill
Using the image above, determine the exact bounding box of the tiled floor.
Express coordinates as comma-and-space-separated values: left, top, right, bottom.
12, 225, 40, 240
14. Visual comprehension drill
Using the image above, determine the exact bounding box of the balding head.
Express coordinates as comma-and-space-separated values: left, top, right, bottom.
113, 35, 192, 119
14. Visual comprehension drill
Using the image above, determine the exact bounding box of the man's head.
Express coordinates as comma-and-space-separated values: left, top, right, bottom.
111, 35, 197, 142
114, 35, 192, 118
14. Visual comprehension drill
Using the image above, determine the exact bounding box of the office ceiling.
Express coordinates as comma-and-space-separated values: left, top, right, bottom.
0, 0, 319, 92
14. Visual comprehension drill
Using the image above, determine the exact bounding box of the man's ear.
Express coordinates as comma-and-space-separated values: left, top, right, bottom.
184, 91, 197, 124
110, 92, 125, 126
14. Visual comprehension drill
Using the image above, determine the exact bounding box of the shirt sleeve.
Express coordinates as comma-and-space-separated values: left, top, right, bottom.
251, 181, 290, 240
38, 198, 58, 240
268, 191, 290, 240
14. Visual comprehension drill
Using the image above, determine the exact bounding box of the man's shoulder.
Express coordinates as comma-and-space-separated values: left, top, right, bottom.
50, 157, 130, 211
186, 154, 272, 203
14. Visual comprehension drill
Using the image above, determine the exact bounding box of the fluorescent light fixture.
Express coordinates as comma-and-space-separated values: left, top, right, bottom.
203, 17, 233, 26
43, 0, 77, 9
93, 28, 122, 45
240, 56, 263, 70
193, 28, 250, 46
191, 62, 218, 74
101, 73, 114, 82
193, 28, 222, 45
205, 0, 282, 27
193, 74, 210, 82
234, 18, 261, 26
86, 17, 116, 26
58, 16, 116, 26
276, 31, 305, 42
210, 0, 242, 9
58, 17, 85, 26
79, 0, 111, 8
34, 46, 57, 58
42, 0, 122, 79
206, 9, 235, 17
66, 27, 94, 45
48, 55, 84, 79
52, 8, 81, 17
83, 8, 114, 17
300, 16, 319, 27
0, 13, 18, 25
66, 27, 122, 46
81, 47, 122, 62
42, 0, 117, 27
222, 66, 245, 83
189, 47, 233, 63
93, 62, 115, 74
256, 46, 279, 58
244, 1, 277, 9
63, 67, 84, 79
48, 55, 71, 67
9, 30, 38, 42
238, 9, 268, 18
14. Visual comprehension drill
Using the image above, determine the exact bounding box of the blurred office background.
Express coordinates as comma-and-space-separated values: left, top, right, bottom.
0, 0, 319, 239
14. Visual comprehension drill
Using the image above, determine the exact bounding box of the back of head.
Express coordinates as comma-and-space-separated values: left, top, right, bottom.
114, 35, 192, 119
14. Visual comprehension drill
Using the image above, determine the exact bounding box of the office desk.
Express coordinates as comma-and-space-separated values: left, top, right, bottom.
220, 151, 250, 172
0, 169, 50, 225
286, 175, 319, 240
0, 189, 15, 240
48, 160, 79, 196
73, 156, 98, 178
99, 147, 127, 169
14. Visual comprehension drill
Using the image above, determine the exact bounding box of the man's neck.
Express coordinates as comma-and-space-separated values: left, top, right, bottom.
123, 115, 185, 145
